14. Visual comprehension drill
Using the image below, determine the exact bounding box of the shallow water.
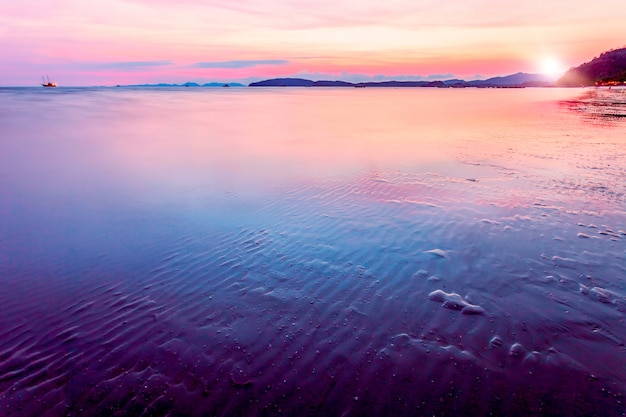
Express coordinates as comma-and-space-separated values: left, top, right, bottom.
0, 86, 624, 416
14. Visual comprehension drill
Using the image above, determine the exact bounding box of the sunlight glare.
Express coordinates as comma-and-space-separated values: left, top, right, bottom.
539, 57, 565, 76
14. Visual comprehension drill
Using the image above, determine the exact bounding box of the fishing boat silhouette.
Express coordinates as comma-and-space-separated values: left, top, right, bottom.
41, 75, 57, 87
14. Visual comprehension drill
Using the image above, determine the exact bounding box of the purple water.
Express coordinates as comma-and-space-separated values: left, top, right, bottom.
0, 86, 624, 416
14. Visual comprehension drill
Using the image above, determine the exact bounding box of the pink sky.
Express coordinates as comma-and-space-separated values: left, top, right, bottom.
1, 0, 625, 86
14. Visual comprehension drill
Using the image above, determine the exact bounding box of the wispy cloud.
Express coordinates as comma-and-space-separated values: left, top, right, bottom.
3, 0, 624, 86
93, 61, 173, 69
193, 59, 289, 69
124, 0, 602, 31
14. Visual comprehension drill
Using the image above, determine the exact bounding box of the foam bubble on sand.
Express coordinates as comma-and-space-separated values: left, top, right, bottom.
428, 289, 485, 315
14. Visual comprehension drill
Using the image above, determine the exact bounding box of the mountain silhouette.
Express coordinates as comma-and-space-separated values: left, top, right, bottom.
558, 48, 626, 86
249, 73, 555, 88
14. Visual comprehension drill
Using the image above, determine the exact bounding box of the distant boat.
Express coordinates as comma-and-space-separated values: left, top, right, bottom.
41, 75, 57, 87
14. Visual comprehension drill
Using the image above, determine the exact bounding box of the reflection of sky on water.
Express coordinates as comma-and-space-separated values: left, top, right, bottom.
1, 87, 625, 265
0, 87, 625, 416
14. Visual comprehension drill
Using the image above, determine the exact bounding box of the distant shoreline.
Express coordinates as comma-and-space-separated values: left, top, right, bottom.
248, 73, 556, 88
3, 71, 560, 89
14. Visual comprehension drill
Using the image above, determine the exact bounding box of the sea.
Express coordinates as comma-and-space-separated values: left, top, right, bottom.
0, 86, 624, 416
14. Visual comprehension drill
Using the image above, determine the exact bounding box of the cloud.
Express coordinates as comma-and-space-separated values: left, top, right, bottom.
121, 0, 598, 31
424, 73, 455, 80
193, 59, 290, 69
93, 61, 173, 69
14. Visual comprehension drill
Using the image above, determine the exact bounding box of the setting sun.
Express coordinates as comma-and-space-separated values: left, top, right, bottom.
538, 56, 566, 76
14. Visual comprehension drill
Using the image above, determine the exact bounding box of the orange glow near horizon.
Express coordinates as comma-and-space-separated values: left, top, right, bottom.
1, 0, 625, 85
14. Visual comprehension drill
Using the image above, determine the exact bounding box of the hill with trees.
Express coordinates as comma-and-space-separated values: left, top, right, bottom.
558, 48, 626, 86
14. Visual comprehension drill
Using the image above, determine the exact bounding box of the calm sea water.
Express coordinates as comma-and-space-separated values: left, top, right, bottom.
0, 87, 624, 416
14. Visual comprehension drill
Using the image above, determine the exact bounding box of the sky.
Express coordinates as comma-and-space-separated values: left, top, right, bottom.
1, 0, 625, 86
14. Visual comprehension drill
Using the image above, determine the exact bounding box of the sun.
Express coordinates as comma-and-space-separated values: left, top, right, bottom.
538, 57, 566, 77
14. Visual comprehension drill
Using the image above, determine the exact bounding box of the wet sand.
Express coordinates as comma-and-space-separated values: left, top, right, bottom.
0, 87, 624, 416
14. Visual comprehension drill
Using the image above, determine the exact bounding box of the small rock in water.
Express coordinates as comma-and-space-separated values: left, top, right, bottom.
461, 304, 485, 315
580, 284, 617, 304
489, 336, 504, 349
428, 289, 448, 303
577, 232, 591, 238
588, 286, 613, 304
428, 289, 485, 315
442, 296, 466, 310
523, 351, 541, 365
509, 343, 526, 358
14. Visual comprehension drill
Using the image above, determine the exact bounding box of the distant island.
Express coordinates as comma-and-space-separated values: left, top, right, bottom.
248, 73, 555, 88
122, 82, 245, 87
558, 48, 626, 87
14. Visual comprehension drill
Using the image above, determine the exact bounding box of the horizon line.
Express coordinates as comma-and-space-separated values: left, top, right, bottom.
1, 70, 564, 88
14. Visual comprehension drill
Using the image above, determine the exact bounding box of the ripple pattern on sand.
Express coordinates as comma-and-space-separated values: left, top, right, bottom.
1, 88, 625, 416
2, 170, 625, 417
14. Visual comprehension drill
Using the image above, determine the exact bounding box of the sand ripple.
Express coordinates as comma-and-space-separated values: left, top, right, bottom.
1, 171, 625, 416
